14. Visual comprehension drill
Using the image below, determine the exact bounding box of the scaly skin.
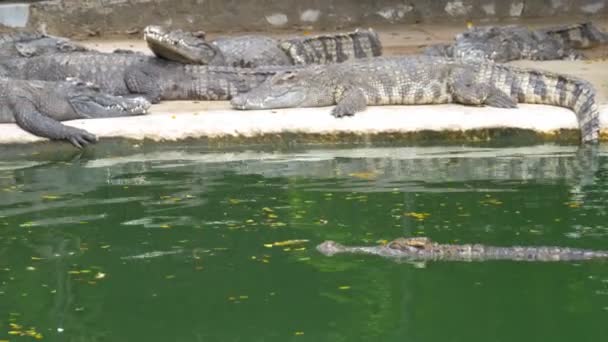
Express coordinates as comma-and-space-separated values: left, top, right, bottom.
231, 56, 600, 143
317, 237, 608, 262
424, 22, 608, 62
0, 30, 87, 58
144, 25, 382, 67
0, 78, 150, 148
0, 52, 300, 103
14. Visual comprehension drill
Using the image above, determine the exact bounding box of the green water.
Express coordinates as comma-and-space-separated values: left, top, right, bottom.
1, 143, 608, 341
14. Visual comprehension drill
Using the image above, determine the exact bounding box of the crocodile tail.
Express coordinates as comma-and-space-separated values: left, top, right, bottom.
542, 22, 608, 49
509, 66, 600, 143
279, 28, 382, 65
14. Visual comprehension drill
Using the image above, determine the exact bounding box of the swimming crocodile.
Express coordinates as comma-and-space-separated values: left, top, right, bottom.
0, 30, 87, 58
0, 52, 299, 103
230, 56, 600, 143
317, 237, 608, 262
0, 78, 150, 148
144, 25, 382, 67
424, 22, 608, 62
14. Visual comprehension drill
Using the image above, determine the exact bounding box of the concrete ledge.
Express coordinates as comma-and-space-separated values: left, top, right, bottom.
1, 103, 607, 145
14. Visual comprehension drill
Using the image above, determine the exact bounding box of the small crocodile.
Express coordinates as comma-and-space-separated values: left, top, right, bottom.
0, 30, 87, 58
317, 237, 608, 262
0, 52, 299, 103
425, 22, 608, 62
144, 25, 382, 67
0, 78, 150, 147
230, 56, 600, 143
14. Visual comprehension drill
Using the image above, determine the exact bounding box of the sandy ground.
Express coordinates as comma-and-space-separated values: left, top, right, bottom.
1, 19, 608, 145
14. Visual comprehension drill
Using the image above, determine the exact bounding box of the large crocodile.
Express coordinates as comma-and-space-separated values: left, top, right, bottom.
0, 30, 87, 58
0, 78, 150, 148
0, 52, 299, 103
424, 22, 608, 62
144, 25, 382, 67
230, 56, 600, 143
317, 237, 608, 262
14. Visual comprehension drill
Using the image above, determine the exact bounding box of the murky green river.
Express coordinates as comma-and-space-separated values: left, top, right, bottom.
1, 143, 607, 341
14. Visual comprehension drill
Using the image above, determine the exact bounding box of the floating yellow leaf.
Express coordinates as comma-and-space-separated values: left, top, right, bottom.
404, 212, 431, 221
480, 197, 502, 205
295, 331, 305, 336
565, 201, 582, 208
348, 171, 377, 180
159, 224, 171, 229
338, 286, 351, 290
272, 239, 309, 247
262, 207, 274, 213
263, 244, 274, 248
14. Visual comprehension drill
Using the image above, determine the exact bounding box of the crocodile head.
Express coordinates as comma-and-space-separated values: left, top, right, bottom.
316, 240, 346, 256
15, 36, 87, 57
62, 81, 151, 118
143, 25, 225, 65
231, 68, 332, 110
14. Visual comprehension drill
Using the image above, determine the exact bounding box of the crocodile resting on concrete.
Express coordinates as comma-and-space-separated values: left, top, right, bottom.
144, 25, 382, 67
0, 78, 150, 147
424, 22, 608, 62
0, 30, 87, 58
317, 237, 608, 262
0, 52, 299, 103
231, 56, 600, 143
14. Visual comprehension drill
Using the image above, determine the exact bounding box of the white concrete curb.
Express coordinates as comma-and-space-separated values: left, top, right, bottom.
1, 103, 606, 144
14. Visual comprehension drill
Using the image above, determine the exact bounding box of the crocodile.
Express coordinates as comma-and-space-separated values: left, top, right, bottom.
0, 78, 150, 148
0, 30, 87, 58
0, 52, 300, 103
144, 25, 382, 67
230, 56, 600, 143
424, 22, 608, 62
317, 237, 608, 262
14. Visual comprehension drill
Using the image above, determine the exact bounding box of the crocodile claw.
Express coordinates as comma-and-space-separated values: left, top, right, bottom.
66, 128, 97, 148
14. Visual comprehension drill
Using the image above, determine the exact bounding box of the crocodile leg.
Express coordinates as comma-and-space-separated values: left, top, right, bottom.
331, 88, 367, 118
12, 98, 97, 148
124, 67, 163, 103
451, 69, 517, 108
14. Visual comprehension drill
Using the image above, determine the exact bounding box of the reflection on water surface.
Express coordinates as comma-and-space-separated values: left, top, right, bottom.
1, 143, 607, 341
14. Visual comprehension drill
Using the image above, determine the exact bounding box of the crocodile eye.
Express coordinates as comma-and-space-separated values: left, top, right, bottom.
273, 72, 297, 85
